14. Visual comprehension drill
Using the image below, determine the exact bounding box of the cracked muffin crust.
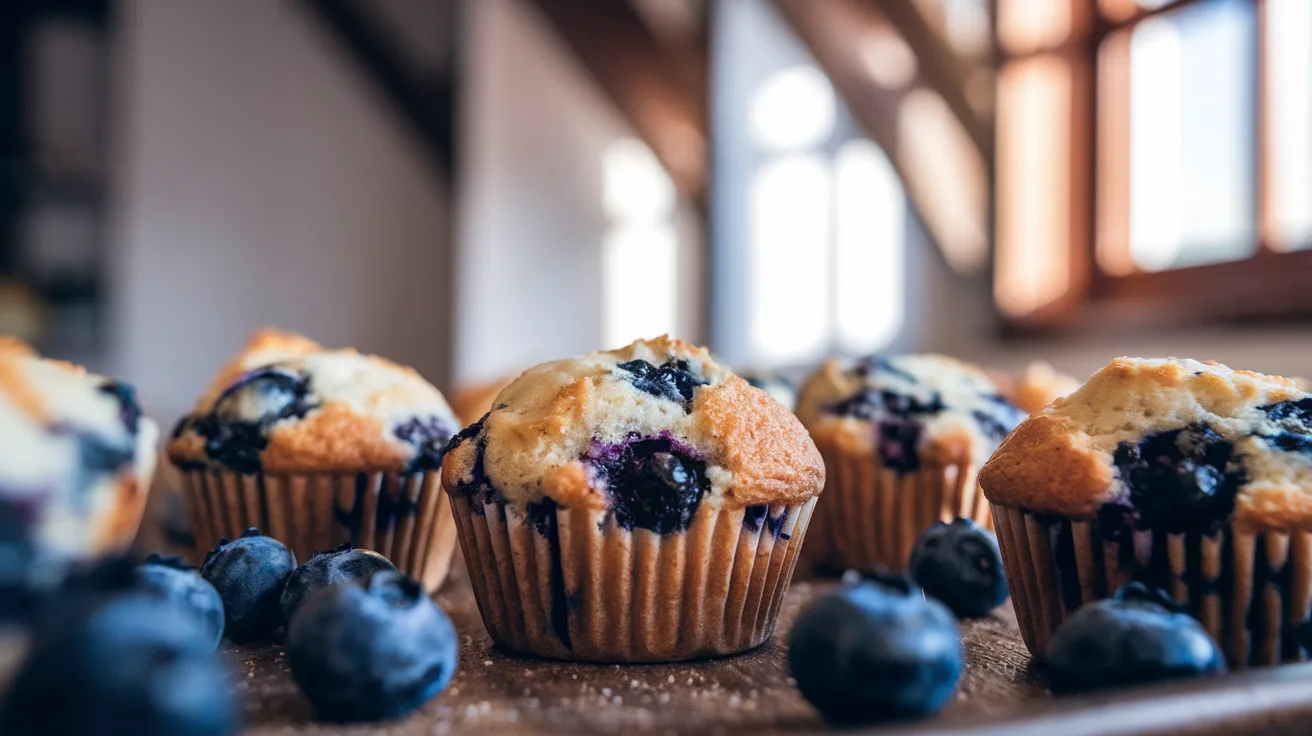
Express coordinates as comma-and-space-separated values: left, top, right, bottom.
168, 330, 458, 475
0, 339, 158, 606
442, 336, 824, 526
797, 354, 1025, 472
981, 357, 1312, 530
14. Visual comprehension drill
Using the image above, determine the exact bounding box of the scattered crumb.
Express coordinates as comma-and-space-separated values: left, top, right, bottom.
484, 660, 493, 667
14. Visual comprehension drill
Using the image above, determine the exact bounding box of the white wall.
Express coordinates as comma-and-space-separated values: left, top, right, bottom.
455, 0, 621, 382
109, 0, 451, 428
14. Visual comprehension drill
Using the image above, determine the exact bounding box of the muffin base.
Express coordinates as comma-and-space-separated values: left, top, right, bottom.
449, 495, 817, 663
992, 503, 1312, 668
808, 448, 989, 572
179, 468, 456, 592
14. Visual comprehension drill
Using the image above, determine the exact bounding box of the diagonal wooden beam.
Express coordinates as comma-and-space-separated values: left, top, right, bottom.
773, 0, 989, 273
305, 0, 456, 183
524, 0, 708, 202
875, 0, 991, 159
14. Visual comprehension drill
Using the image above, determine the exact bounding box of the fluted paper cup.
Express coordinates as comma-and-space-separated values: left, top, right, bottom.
449, 494, 817, 662
179, 468, 456, 592
807, 440, 989, 572
992, 502, 1312, 668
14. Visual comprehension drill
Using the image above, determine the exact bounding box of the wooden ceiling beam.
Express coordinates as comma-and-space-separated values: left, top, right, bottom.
873, 0, 992, 159
526, 0, 708, 202
773, 0, 989, 273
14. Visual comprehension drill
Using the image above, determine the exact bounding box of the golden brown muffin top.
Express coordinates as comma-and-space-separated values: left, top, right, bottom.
796, 354, 1025, 471
449, 375, 516, 428
981, 357, 1312, 531
1007, 361, 1082, 414
441, 336, 824, 521
167, 329, 457, 474
0, 338, 159, 556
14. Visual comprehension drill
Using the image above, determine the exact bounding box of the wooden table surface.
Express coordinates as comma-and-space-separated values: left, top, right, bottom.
226, 563, 1312, 736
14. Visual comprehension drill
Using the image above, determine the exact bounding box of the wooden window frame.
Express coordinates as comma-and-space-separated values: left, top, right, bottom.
995, 0, 1312, 335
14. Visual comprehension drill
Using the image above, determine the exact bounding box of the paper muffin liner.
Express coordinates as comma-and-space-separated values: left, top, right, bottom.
807, 444, 989, 573
449, 494, 818, 662
992, 503, 1312, 668
178, 468, 457, 592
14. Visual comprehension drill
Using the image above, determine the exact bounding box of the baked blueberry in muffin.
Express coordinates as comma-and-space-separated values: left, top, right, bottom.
796, 354, 1023, 572
167, 330, 461, 592
981, 357, 1312, 666
0, 340, 159, 617
442, 336, 825, 662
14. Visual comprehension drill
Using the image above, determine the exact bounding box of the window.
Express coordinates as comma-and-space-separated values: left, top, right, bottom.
712, 0, 911, 369
745, 65, 908, 366
601, 138, 680, 348
996, 0, 1312, 329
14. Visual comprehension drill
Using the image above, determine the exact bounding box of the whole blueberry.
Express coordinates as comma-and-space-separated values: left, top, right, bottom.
0, 593, 237, 735
279, 543, 396, 622
788, 573, 963, 725
199, 528, 296, 642
909, 518, 1008, 619
288, 571, 458, 722
139, 554, 225, 649
1045, 583, 1225, 694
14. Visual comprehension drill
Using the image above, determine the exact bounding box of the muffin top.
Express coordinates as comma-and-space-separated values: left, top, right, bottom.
980, 357, 1312, 532
450, 375, 515, 427
168, 330, 457, 474
1000, 362, 1082, 414
796, 354, 1025, 471
441, 336, 824, 533
0, 339, 159, 559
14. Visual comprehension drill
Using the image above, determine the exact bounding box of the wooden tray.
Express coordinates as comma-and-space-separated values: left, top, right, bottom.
232, 565, 1312, 735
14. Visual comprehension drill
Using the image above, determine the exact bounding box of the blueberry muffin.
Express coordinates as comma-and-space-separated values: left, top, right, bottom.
442, 336, 825, 662
168, 330, 459, 591
796, 355, 1025, 572
449, 375, 515, 427
0, 339, 158, 613
981, 357, 1312, 666
996, 361, 1081, 415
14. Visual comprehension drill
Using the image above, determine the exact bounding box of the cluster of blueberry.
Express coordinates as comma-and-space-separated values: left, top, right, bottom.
787, 518, 1006, 726
0, 531, 459, 734
787, 518, 1225, 726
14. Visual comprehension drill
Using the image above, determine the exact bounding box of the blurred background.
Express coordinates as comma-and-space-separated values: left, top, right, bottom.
2, 0, 1310, 432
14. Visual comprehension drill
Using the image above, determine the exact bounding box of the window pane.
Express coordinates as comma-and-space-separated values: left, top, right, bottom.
1127, 0, 1256, 272
998, 0, 1072, 55
749, 66, 836, 153
1267, 0, 1312, 249
602, 138, 679, 347
748, 155, 831, 365
834, 140, 906, 354
603, 226, 679, 347
996, 56, 1073, 316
